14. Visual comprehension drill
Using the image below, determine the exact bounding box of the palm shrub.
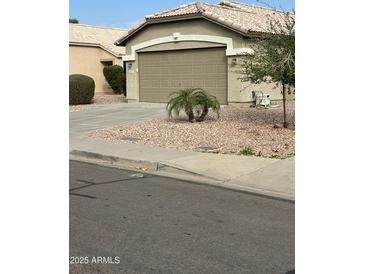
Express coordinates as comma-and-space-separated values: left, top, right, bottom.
167, 88, 197, 122
194, 89, 220, 122
103, 65, 126, 95
69, 74, 95, 105
166, 88, 220, 122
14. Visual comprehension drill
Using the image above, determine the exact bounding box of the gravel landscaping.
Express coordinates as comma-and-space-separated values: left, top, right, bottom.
89, 101, 295, 159
69, 94, 126, 112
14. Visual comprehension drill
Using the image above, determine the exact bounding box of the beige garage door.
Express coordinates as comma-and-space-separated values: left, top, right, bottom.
139, 47, 227, 104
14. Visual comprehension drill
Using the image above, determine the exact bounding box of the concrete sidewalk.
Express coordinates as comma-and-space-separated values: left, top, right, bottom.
70, 103, 294, 201
70, 136, 294, 201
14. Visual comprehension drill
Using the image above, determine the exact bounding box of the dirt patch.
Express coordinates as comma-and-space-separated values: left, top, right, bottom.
89, 102, 295, 158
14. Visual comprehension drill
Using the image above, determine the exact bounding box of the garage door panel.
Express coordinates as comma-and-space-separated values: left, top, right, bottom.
192, 80, 204, 86
180, 80, 193, 87
139, 47, 227, 104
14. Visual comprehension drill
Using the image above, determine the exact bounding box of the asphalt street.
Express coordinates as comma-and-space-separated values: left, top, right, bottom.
70, 160, 295, 274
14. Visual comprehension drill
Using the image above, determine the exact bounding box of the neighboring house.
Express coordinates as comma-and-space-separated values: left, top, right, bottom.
69, 24, 127, 93
115, 0, 294, 104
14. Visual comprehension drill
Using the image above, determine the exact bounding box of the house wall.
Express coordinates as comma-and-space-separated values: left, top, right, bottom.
227, 56, 295, 102
123, 18, 294, 103
124, 19, 247, 54
69, 45, 123, 93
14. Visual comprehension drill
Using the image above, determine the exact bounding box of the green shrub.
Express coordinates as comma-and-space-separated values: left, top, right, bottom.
166, 88, 220, 122
240, 147, 254, 156
69, 18, 79, 24
69, 74, 95, 105
103, 65, 126, 95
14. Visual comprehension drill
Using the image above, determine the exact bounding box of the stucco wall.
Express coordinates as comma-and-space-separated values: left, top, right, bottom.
124, 19, 247, 55
227, 56, 295, 102
123, 18, 294, 103
69, 45, 123, 93
125, 61, 139, 101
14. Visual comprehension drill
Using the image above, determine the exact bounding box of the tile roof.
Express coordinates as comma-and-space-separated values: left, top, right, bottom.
69, 24, 127, 56
116, 1, 293, 45
148, 1, 290, 33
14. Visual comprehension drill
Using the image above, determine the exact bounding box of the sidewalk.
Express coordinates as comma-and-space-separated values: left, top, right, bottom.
70, 135, 295, 201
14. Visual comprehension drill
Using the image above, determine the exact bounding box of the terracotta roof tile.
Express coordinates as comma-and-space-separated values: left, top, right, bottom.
69, 24, 127, 56
116, 1, 294, 45
146, 1, 291, 33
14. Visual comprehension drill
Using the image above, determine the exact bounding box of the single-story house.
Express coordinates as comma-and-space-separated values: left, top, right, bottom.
115, 0, 294, 104
69, 24, 127, 93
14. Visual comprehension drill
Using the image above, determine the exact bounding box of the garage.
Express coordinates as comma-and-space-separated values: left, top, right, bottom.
116, 2, 293, 104
138, 47, 227, 104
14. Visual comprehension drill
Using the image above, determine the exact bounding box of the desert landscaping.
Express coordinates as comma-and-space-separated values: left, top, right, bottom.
89, 102, 295, 159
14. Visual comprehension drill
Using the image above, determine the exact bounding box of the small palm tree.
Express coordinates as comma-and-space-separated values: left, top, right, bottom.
194, 90, 220, 122
166, 88, 220, 122
166, 88, 197, 122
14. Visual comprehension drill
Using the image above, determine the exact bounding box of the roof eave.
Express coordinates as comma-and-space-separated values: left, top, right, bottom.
115, 13, 258, 46
70, 41, 100, 47
115, 21, 148, 46
115, 14, 208, 46
69, 41, 123, 58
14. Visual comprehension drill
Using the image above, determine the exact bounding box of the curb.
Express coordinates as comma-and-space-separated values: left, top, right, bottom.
157, 162, 223, 182
70, 150, 159, 172
69, 150, 294, 202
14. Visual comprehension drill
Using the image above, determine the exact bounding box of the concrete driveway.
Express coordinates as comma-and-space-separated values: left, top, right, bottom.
70, 102, 166, 138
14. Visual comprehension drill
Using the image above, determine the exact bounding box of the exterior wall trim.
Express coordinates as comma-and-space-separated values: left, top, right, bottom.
122, 34, 252, 61
226, 48, 254, 56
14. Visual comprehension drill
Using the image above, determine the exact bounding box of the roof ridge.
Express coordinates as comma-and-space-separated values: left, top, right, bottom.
146, 3, 191, 18
219, 0, 290, 14
146, 2, 212, 18
209, 2, 251, 13
69, 23, 127, 31
194, 2, 206, 13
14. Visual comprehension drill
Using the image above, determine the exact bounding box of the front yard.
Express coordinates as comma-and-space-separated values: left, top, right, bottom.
89, 101, 295, 159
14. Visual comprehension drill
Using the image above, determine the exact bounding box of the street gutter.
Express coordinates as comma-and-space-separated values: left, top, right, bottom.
70, 150, 295, 202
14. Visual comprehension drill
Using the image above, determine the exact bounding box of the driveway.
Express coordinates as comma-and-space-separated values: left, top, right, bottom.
69, 102, 166, 138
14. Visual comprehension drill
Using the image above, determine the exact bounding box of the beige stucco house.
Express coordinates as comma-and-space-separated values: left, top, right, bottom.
115, 0, 294, 104
69, 24, 127, 93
